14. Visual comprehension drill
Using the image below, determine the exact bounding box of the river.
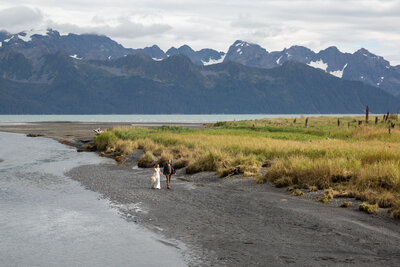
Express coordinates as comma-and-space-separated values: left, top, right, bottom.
0, 132, 186, 266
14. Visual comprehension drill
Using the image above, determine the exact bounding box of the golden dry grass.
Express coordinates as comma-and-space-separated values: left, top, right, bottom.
340, 201, 352, 208
359, 203, 380, 214
94, 116, 400, 219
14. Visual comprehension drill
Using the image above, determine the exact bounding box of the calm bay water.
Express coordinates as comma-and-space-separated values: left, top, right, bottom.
0, 132, 186, 266
0, 114, 363, 124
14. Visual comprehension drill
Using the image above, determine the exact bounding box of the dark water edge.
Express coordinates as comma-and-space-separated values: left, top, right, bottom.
0, 132, 187, 267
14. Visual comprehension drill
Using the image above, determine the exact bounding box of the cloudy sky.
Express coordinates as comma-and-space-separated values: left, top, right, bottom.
1, 0, 400, 64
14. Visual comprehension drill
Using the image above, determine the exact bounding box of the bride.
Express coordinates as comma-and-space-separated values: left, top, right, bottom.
151, 164, 162, 189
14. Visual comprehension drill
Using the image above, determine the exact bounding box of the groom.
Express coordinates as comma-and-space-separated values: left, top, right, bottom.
163, 159, 175, 189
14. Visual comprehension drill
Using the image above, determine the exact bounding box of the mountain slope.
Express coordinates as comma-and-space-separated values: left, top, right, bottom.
0, 49, 398, 114
1, 28, 399, 97
0, 29, 225, 66
225, 40, 400, 97
166, 45, 225, 65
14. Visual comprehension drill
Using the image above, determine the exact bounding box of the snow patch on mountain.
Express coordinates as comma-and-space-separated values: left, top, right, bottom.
276, 56, 282, 65
377, 76, 385, 86
69, 54, 82, 60
152, 57, 163, 61
202, 54, 226, 66
235, 41, 250, 47
330, 63, 348, 78
4, 36, 13, 42
0, 42, 2, 47
18, 29, 49, 42
307, 59, 328, 71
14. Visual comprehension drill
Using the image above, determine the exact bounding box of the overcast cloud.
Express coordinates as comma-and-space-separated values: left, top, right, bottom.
1, 0, 400, 65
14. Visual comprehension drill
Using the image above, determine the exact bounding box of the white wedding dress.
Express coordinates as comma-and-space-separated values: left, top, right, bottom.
152, 167, 161, 189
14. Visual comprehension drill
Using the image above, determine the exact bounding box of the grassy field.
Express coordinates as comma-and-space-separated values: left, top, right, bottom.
94, 115, 400, 219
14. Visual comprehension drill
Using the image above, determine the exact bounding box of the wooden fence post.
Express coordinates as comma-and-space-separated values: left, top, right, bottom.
305, 117, 309, 128
385, 112, 390, 122
366, 105, 369, 124
375, 116, 378, 125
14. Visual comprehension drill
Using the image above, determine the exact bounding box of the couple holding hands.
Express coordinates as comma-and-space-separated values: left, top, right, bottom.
151, 159, 175, 190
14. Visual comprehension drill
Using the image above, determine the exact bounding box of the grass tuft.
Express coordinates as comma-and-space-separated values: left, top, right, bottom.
389, 208, 400, 219
273, 176, 293, 188
340, 201, 352, 208
320, 197, 329, 204
359, 202, 380, 214
292, 189, 304, 196
138, 151, 156, 168
157, 151, 174, 166
173, 158, 189, 169
308, 185, 318, 192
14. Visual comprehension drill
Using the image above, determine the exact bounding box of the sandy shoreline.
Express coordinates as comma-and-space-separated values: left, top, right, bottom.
67, 164, 400, 266
2, 122, 400, 266
0, 121, 204, 140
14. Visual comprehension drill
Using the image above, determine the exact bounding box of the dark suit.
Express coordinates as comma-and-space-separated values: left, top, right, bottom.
163, 163, 174, 188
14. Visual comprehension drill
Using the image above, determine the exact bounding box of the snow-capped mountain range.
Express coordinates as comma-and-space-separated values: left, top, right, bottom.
1, 29, 399, 96
225, 41, 400, 97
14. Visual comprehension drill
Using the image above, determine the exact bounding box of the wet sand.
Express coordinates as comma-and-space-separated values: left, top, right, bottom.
0, 121, 204, 142
2, 122, 400, 266
67, 164, 400, 266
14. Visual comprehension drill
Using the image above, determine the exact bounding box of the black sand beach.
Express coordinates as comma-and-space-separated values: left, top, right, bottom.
2, 122, 400, 266
67, 164, 400, 266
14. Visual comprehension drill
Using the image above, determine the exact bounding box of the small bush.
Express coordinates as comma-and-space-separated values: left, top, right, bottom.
340, 201, 352, 208
286, 186, 295, 192
389, 207, 400, 219
157, 151, 173, 166
357, 161, 400, 191
94, 131, 117, 150
293, 189, 304, 196
174, 158, 189, 169
354, 189, 378, 203
359, 202, 379, 214
308, 185, 318, 192
324, 188, 340, 199
138, 151, 156, 168
113, 140, 137, 155
273, 176, 293, 188
377, 191, 396, 208
152, 146, 164, 156
186, 152, 226, 174
320, 197, 329, 204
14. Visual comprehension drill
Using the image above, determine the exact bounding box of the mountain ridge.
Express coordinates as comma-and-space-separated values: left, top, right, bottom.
0, 46, 398, 114
1, 28, 399, 96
